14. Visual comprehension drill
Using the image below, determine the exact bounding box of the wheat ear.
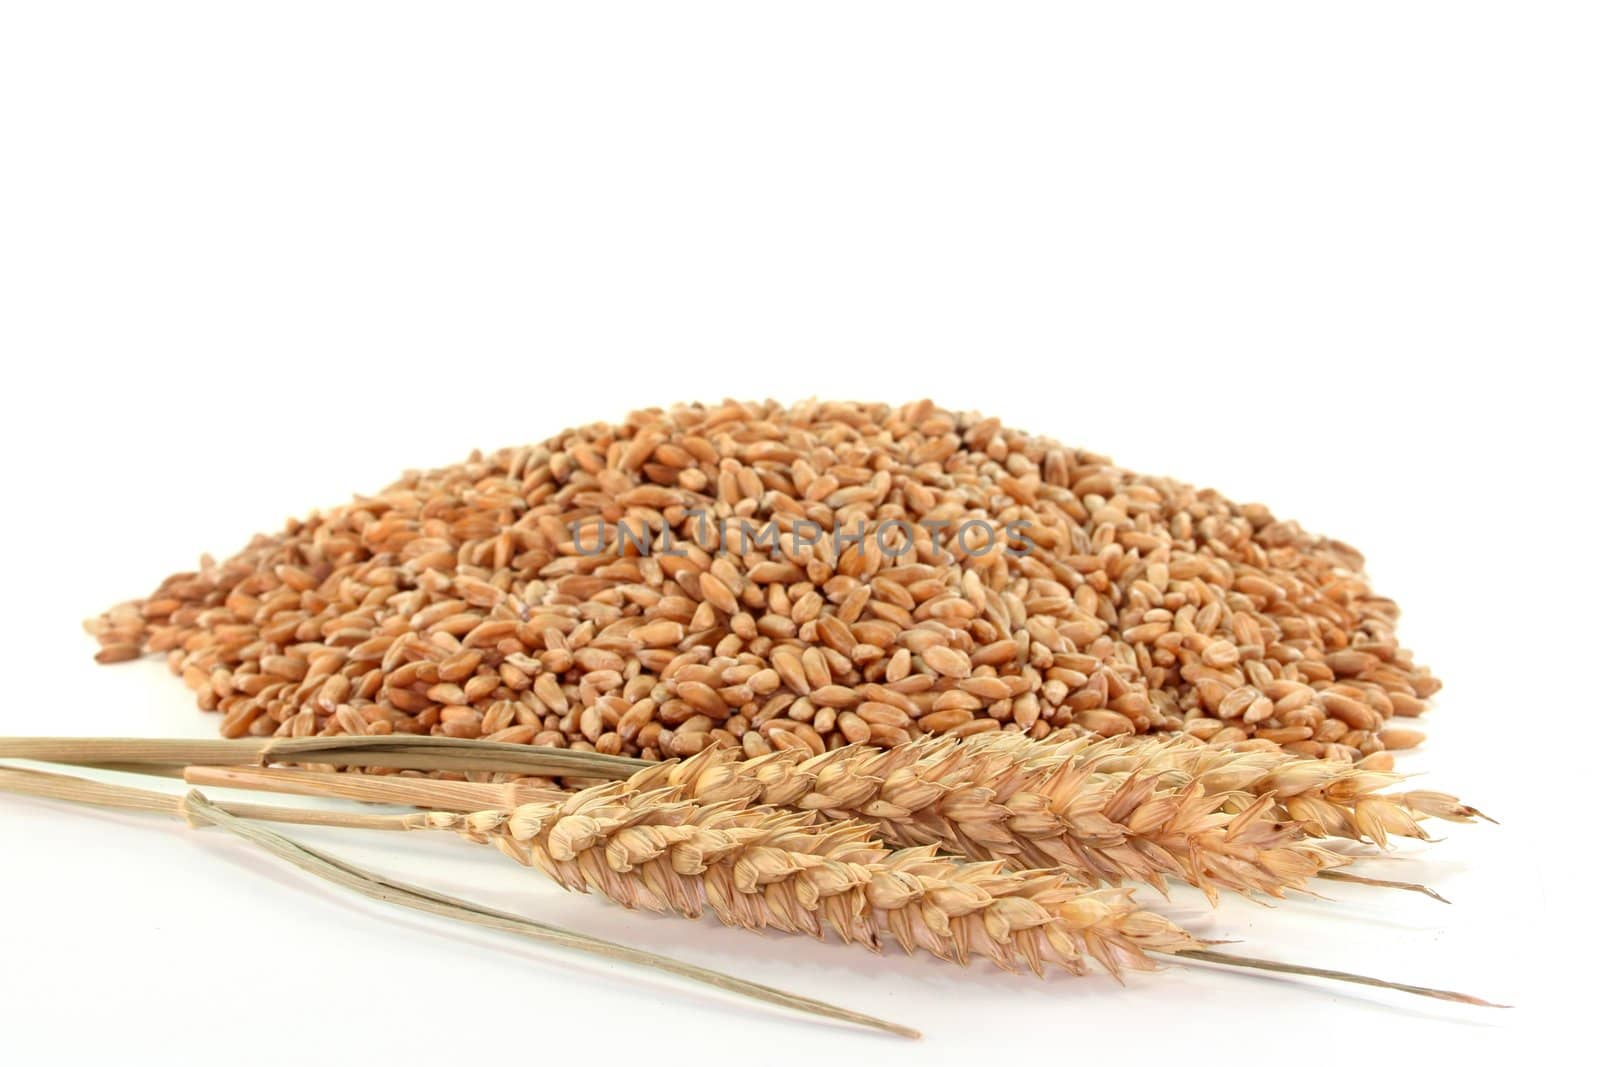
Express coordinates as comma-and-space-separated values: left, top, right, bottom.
2, 757, 1501, 1007
616, 738, 1340, 902
185, 764, 1459, 905
395, 776, 1502, 1005
1, 734, 1468, 884
401, 778, 1202, 978
0, 732, 1483, 846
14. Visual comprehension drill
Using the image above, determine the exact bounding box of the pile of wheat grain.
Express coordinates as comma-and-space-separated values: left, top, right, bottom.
87, 399, 1435, 764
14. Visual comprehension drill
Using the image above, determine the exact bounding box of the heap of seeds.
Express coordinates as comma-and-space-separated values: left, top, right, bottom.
88, 399, 1436, 762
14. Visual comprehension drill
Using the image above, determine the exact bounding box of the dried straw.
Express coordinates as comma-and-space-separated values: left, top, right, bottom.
0, 734, 646, 777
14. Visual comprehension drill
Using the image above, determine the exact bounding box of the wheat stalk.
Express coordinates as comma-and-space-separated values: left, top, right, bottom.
0, 762, 415, 830
4, 755, 1200, 978
0, 763, 918, 1037
0, 733, 1478, 883
7, 753, 1198, 980
180, 751, 1334, 902
183, 764, 563, 810
386, 773, 1502, 1005
1, 754, 1502, 1007
0, 734, 649, 777
182, 759, 1453, 904
403, 780, 1200, 978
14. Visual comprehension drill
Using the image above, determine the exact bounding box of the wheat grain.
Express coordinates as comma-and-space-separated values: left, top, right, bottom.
87, 399, 1434, 757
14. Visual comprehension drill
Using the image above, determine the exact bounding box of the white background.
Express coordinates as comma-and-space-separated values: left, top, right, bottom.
1, 3, 1593, 1063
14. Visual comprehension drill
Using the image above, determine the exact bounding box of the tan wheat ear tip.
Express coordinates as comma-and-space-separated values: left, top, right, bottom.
1397, 790, 1492, 825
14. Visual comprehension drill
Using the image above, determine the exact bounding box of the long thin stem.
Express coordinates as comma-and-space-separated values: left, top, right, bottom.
182, 765, 563, 810
1169, 949, 1507, 1008
1317, 869, 1451, 904
183, 764, 562, 811
8, 737, 1450, 901
0, 735, 648, 777
0, 765, 412, 831
0, 763, 917, 1039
